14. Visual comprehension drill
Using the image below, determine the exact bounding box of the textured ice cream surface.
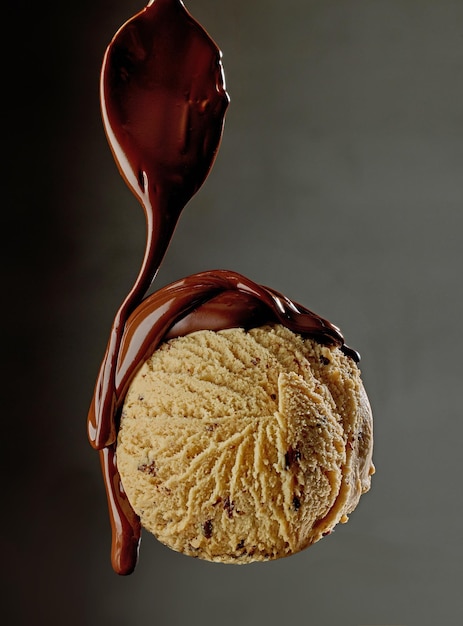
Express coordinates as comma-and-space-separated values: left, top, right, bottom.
117, 324, 374, 563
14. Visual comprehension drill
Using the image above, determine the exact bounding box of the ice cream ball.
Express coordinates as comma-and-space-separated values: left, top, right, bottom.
116, 323, 374, 563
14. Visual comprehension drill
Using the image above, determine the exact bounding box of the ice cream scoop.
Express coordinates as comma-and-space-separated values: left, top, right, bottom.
117, 322, 374, 563
104, 269, 373, 568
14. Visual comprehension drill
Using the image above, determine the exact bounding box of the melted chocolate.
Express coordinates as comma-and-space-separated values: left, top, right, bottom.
88, 0, 359, 575
88, 0, 229, 453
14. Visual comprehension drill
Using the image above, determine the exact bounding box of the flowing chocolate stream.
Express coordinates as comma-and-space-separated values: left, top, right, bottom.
87, 0, 359, 575
88, 0, 229, 453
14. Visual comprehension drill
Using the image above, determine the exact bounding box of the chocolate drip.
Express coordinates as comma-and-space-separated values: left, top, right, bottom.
87, 0, 360, 575
88, 0, 229, 454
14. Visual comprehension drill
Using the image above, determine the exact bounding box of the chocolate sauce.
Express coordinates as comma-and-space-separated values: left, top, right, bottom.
87, 0, 359, 575
88, 0, 229, 454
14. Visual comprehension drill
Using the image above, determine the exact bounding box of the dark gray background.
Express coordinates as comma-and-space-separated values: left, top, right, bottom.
3, 1, 462, 624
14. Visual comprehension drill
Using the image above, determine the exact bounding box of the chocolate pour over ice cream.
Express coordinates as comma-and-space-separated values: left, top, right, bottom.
87, 0, 373, 576
88, 0, 230, 453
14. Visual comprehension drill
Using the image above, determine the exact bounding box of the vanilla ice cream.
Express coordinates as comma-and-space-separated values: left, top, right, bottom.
116, 323, 374, 563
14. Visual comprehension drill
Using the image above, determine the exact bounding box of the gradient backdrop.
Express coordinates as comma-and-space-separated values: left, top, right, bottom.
4, 1, 462, 624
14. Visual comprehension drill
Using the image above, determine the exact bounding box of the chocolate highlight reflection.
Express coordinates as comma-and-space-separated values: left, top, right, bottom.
87, 0, 373, 575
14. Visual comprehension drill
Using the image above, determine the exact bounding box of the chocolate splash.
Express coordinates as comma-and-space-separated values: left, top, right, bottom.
87, 0, 359, 575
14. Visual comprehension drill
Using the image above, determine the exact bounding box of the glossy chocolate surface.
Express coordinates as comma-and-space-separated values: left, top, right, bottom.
88, 0, 359, 575
88, 0, 229, 454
